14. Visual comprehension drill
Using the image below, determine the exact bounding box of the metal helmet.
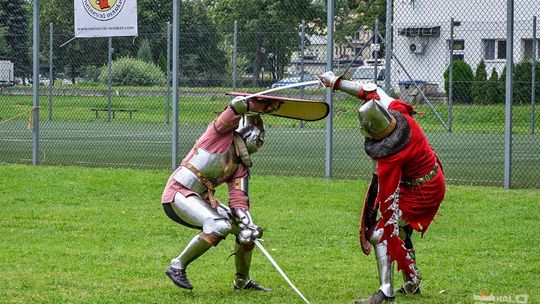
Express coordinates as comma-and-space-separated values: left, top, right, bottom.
358, 100, 397, 140
236, 114, 265, 154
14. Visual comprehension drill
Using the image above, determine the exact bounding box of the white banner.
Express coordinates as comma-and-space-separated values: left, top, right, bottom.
74, 0, 138, 38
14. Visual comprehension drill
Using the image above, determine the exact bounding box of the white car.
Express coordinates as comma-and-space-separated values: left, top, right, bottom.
351, 66, 385, 84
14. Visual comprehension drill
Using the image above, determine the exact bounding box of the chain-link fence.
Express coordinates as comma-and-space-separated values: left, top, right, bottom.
0, 0, 539, 188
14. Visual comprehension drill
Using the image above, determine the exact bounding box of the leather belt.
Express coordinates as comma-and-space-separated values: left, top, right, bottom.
401, 162, 439, 187
181, 162, 219, 209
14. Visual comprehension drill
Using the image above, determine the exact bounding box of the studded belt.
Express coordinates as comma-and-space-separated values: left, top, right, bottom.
401, 162, 439, 187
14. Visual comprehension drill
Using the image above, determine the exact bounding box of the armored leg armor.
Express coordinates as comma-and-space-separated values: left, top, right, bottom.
397, 224, 421, 295
166, 192, 235, 289
232, 239, 270, 292
355, 227, 395, 304
370, 227, 395, 299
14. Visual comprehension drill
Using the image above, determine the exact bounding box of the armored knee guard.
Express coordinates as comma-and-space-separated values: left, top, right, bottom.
369, 228, 394, 298
200, 217, 232, 246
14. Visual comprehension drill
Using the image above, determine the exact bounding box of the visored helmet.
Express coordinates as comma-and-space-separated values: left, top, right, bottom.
235, 114, 265, 154
358, 100, 396, 140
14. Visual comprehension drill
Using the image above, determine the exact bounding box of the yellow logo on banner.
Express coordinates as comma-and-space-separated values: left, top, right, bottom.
83, 0, 125, 21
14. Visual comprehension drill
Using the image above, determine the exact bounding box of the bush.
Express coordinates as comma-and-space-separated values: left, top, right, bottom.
513, 61, 540, 104
98, 57, 165, 86
497, 61, 540, 104
472, 60, 488, 104
485, 68, 499, 104
443, 60, 474, 104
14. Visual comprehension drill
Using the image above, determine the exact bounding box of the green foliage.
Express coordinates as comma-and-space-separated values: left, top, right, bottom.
137, 39, 154, 63
513, 61, 540, 105
496, 61, 540, 104
0, 27, 8, 55
485, 68, 499, 104
98, 57, 165, 86
471, 60, 488, 104
0, 0, 31, 76
443, 60, 474, 104
498, 67, 507, 104
212, 0, 323, 85
81, 65, 102, 83
336, 0, 386, 43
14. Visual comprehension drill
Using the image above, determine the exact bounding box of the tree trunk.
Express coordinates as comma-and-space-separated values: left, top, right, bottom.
253, 36, 261, 87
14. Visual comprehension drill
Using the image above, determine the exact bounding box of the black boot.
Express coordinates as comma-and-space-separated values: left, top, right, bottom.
396, 282, 421, 295
354, 290, 395, 304
165, 267, 193, 290
234, 279, 271, 292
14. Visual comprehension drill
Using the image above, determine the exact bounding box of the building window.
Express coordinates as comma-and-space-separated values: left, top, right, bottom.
483, 39, 506, 60
523, 39, 540, 59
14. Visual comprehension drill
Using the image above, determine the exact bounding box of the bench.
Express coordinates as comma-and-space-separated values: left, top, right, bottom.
91, 108, 138, 119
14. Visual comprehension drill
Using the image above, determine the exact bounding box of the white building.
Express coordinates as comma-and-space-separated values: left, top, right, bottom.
289, 32, 374, 76
393, 0, 540, 91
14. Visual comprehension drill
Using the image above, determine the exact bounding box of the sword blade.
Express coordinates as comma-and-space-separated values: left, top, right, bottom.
254, 240, 312, 304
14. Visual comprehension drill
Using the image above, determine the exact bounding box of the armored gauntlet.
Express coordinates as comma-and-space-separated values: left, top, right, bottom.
231, 208, 263, 244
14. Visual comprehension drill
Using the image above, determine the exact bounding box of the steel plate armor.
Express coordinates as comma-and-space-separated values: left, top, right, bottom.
174, 147, 239, 195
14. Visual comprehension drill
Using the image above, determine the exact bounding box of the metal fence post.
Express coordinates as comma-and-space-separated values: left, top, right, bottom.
504, 0, 514, 189
300, 19, 306, 91
48, 23, 53, 121
373, 19, 379, 84
384, 0, 392, 92
32, 0, 40, 166
448, 18, 455, 133
532, 16, 537, 135
233, 20, 238, 90
325, 0, 335, 179
300, 19, 306, 128
166, 22, 171, 125
172, 0, 180, 170
107, 37, 113, 123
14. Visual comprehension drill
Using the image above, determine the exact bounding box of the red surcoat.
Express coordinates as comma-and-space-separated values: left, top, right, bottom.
373, 99, 446, 278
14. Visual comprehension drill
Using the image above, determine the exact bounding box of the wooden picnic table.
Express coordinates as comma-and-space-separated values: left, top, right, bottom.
91, 108, 138, 119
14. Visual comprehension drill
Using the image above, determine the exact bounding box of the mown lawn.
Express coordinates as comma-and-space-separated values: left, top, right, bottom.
0, 164, 538, 303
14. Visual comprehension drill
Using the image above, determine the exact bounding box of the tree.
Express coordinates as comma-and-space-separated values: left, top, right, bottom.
472, 60, 487, 104
485, 68, 499, 104
131, 0, 229, 85
0, 1, 31, 79
0, 27, 8, 56
137, 39, 153, 63
211, 0, 323, 86
40, 0, 109, 83
443, 60, 474, 104
335, 0, 387, 42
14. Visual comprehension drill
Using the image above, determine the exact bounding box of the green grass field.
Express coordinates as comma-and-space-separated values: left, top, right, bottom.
1, 164, 539, 303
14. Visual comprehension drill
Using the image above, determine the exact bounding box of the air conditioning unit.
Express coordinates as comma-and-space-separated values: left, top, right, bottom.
409, 41, 425, 54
